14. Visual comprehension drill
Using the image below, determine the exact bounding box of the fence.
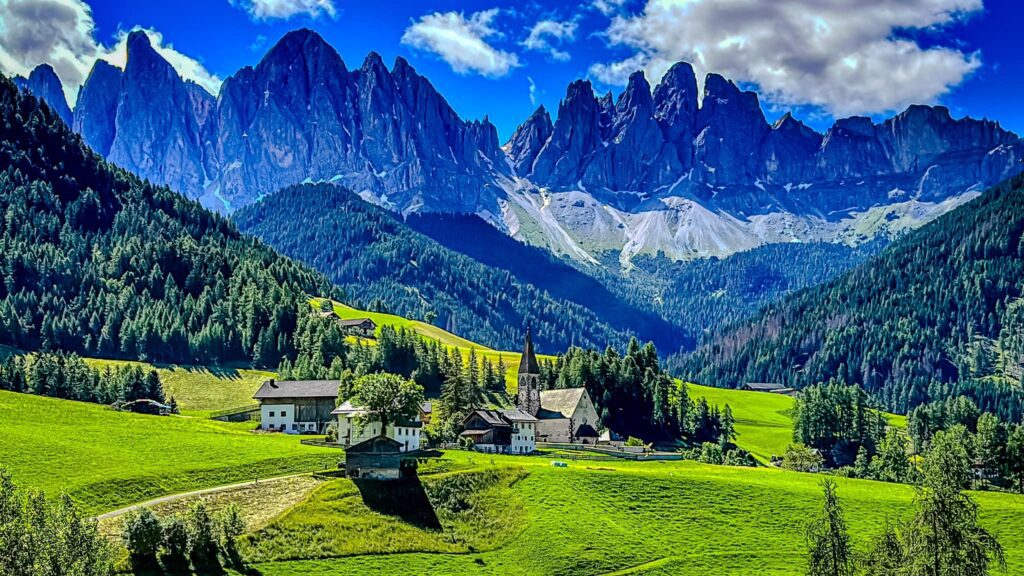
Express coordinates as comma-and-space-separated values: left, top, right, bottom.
209, 404, 260, 422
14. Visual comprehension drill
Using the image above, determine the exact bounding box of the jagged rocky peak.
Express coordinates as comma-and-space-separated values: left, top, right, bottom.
694, 73, 770, 184
614, 72, 654, 122
73, 60, 122, 156
19, 64, 72, 126
529, 80, 604, 185
653, 62, 698, 131
107, 30, 209, 197
507, 105, 554, 176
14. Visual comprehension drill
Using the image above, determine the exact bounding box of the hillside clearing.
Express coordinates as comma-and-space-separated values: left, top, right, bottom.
0, 391, 338, 513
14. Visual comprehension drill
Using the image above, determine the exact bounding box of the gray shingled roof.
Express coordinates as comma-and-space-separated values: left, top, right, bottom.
539, 388, 586, 418
501, 409, 539, 422
745, 382, 786, 392
338, 318, 375, 328
253, 380, 340, 400
464, 409, 510, 427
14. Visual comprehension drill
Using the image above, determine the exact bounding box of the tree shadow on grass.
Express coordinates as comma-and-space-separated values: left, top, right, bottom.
352, 477, 441, 530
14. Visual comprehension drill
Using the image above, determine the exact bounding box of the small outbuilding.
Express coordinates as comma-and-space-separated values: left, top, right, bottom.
338, 318, 377, 338
742, 382, 796, 395
345, 436, 410, 481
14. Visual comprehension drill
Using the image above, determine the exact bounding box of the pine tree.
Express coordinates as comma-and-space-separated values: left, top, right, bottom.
805, 479, 854, 576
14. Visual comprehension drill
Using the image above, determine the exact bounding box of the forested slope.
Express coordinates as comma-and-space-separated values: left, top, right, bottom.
0, 75, 339, 367
680, 174, 1024, 420
233, 184, 644, 353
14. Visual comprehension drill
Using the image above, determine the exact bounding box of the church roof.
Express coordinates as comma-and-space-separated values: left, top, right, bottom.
539, 388, 587, 419
518, 328, 540, 375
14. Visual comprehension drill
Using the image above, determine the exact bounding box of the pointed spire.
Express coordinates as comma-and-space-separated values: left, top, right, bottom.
519, 326, 540, 375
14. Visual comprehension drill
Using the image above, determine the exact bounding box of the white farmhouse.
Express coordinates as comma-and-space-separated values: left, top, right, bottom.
332, 400, 428, 452
254, 379, 339, 434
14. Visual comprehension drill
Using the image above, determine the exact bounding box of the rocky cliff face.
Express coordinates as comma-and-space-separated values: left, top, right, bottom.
14, 64, 72, 126
106, 31, 212, 197
72, 60, 122, 156
34, 28, 1024, 264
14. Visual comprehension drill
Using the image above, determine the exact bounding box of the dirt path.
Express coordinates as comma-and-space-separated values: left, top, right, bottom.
95, 472, 312, 521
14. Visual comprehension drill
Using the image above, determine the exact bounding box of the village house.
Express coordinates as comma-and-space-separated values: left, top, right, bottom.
516, 329, 602, 444
344, 436, 415, 481
460, 408, 538, 454
253, 379, 339, 434
315, 308, 378, 338
331, 400, 430, 452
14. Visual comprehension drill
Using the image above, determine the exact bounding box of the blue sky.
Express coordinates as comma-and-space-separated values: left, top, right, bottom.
2, 0, 1022, 140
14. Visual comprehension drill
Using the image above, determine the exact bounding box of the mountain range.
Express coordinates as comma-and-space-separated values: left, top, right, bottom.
17, 28, 1024, 265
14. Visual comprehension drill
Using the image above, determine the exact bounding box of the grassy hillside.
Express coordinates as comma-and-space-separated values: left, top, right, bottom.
247, 451, 1024, 575
83, 358, 273, 417
0, 391, 338, 513
321, 299, 554, 390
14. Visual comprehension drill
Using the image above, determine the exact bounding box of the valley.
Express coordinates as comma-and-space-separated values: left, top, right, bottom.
2, 7, 1024, 576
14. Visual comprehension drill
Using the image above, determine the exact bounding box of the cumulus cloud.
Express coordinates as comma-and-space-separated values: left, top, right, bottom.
229, 0, 336, 21
523, 19, 577, 62
589, 0, 984, 117
0, 0, 221, 106
401, 8, 520, 78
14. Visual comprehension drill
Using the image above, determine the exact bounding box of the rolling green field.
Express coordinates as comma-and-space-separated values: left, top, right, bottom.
0, 391, 338, 513
83, 358, 273, 417
247, 451, 1024, 576
687, 383, 796, 462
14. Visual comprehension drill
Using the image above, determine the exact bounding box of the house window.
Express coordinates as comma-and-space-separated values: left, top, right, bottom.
281, 411, 287, 417
269, 411, 275, 417
292, 424, 298, 431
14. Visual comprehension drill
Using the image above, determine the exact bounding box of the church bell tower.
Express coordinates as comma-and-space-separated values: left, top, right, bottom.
517, 327, 542, 417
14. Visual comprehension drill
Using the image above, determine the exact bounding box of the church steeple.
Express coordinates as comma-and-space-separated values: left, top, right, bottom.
519, 326, 540, 375
517, 327, 542, 416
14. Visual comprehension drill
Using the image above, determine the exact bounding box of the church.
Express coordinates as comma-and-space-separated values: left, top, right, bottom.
517, 329, 601, 444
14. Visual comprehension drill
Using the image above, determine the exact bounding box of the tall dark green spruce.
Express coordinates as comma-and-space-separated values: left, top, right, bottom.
680, 173, 1024, 420
0, 75, 340, 367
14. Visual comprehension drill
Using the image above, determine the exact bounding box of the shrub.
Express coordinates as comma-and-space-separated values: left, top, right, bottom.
122, 508, 162, 569
781, 443, 824, 472
159, 516, 189, 572
185, 502, 218, 570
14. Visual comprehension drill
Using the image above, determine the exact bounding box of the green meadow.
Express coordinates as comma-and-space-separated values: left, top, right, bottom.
0, 391, 338, 513
83, 357, 274, 417
247, 451, 1024, 576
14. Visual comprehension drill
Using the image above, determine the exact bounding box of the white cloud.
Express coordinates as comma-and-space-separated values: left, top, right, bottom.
592, 0, 628, 16
523, 19, 577, 62
589, 0, 984, 117
528, 76, 538, 105
401, 8, 520, 78
229, 0, 336, 21
0, 0, 221, 106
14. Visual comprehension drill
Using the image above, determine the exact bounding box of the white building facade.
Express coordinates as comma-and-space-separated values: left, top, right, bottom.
333, 401, 422, 452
